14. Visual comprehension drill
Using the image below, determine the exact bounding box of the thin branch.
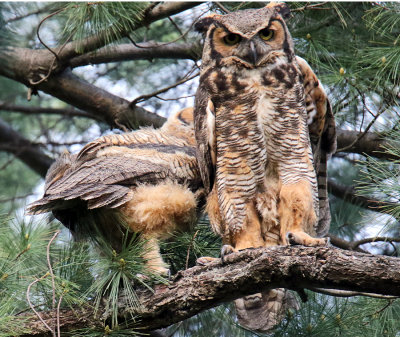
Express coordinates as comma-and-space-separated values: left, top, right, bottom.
214, 2, 231, 13
130, 72, 199, 107
352, 236, 400, 249
336, 109, 386, 153
26, 273, 52, 334
309, 287, 399, 299
56, 294, 64, 337
47, 231, 60, 337
56, 2, 203, 63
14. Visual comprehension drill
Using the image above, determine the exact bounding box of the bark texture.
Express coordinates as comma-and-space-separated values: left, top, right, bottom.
19, 246, 400, 335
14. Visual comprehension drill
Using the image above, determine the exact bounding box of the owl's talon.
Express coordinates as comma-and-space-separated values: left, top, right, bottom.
286, 232, 299, 246
221, 244, 236, 264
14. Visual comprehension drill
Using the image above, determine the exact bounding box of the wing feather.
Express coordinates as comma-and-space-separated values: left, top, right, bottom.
296, 56, 337, 236
194, 84, 216, 193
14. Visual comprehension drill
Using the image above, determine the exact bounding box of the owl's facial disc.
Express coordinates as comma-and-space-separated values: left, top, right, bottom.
212, 19, 287, 68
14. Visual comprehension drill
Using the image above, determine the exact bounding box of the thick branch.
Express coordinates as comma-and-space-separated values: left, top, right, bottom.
0, 118, 53, 177
336, 129, 400, 160
0, 47, 166, 128
0, 102, 102, 121
20, 246, 400, 335
57, 2, 202, 62
70, 42, 201, 68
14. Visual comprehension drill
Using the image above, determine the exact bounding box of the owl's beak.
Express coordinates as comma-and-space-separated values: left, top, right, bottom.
240, 40, 261, 66
249, 41, 258, 65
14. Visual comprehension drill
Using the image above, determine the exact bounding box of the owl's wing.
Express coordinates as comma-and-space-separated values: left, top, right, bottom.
27, 142, 200, 214
194, 84, 216, 194
296, 56, 337, 236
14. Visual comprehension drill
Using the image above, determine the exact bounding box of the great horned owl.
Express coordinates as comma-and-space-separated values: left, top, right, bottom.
194, 3, 336, 332
27, 108, 203, 274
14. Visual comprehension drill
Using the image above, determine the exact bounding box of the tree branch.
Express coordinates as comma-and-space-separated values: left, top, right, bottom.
336, 129, 400, 160
0, 102, 102, 121
19, 246, 400, 335
0, 47, 166, 129
69, 42, 201, 68
328, 179, 398, 214
0, 117, 53, 177
55, 2, 203, 63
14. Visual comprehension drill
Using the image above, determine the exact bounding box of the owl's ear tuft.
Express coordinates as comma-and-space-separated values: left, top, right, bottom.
267, 2, 291, 19
194, 16, 217, 34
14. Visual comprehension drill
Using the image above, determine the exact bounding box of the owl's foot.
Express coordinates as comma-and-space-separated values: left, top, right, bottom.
221, 244, 237, 264
196, 256, 218, 266
286, 231, 329, 246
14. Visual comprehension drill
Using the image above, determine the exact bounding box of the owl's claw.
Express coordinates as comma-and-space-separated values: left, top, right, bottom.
286, 231, 329, 246
221, 244, 236, 264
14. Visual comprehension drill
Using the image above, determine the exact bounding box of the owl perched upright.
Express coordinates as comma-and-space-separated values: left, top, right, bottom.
194, 3, 336, 332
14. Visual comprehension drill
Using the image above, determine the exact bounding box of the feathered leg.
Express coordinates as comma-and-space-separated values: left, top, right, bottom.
279, 180, 327, 246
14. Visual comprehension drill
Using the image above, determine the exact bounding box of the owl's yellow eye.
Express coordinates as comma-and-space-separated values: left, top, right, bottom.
223, 33, 241, 46
259, 29, 274, 41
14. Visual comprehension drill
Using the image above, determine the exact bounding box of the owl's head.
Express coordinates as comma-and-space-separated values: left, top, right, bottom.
195, 3, 293, 68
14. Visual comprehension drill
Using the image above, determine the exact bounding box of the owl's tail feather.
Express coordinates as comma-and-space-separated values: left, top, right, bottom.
235, 288, 299, 332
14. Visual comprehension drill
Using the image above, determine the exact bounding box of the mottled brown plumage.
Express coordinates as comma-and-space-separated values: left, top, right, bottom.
27, 108, 202, 274
194, 4, 336, 332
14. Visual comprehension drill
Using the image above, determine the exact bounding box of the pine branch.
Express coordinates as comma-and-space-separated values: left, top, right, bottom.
55, 2, 203, 63
69, 42, 201, 68
18, 246, 400, 335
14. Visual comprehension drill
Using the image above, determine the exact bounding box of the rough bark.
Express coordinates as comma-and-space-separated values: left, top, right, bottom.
19, 246, 400, 335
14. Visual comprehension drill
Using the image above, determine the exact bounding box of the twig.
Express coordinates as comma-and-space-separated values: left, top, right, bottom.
154, 94, 195, 102
129, 72, 199, 107
368, 299, 394, 317
186, 230, 199, 270
292, 2, 332, 12
14, 244, 32, 261
26, 273, 53, 334
47, 230, 60, 337
36, 8, 65, 60
309, 287, 399, 299
56, 294, 64, 337
126, 8, 208, 49
214, 2, 231, 13
168, 16, 187, 42
337, 80, 386, 153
